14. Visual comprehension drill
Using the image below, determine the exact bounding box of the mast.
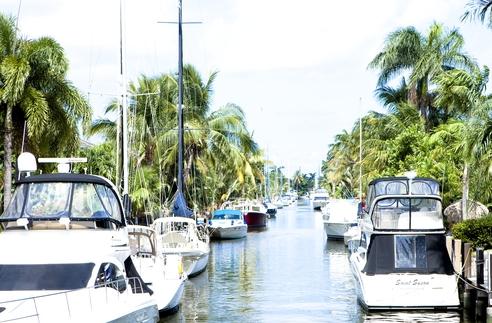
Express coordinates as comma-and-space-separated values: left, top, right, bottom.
177, 0, 184, 195
359, 97, 362, 200
120, 0, 129, 195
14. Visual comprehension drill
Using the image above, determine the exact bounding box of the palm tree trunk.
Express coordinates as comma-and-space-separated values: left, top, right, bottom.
3, 104, 13, 210
462, 161, 470, 221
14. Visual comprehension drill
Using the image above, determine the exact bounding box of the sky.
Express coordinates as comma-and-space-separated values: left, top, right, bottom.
3, 0, 492, 176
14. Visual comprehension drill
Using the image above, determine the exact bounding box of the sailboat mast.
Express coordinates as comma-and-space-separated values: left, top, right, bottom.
120, 0, 129, 195
359, 97, 362, 200
177, 0, 184, 194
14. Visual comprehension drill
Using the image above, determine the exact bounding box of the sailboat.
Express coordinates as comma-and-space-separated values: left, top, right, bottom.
112, 0, 188, 313
152, 0, 210, 278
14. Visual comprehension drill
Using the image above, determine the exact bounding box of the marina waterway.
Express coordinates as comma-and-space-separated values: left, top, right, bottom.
161, 204, 474, 322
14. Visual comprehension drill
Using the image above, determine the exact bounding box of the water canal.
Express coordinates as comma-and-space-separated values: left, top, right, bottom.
161, 204, 474, 323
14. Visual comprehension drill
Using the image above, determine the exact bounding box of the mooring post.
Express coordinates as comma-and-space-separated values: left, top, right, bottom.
463, 242, 475, 309
453, 239, 462, 274
475, 248, 487, 319
486, 252, 492, 320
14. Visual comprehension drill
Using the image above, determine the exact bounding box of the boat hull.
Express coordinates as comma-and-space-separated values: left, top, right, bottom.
244, 211, 267, 228
350, 256, 460, 311
184, 252, 209, 278
211, 225, 247, 239
323, 222, 355, 240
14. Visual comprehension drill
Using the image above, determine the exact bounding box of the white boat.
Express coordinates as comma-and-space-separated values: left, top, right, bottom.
128, 225, 187, 313
322, 199, 358, 240
0, 163, 159, 322
152, 217, 210, 277
209, 209, 248, 239
350, 175, 460, 310
311, 188, 329, 210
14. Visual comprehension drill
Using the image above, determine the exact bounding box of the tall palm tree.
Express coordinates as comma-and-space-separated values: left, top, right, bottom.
0, 14, 90, 209
369, 22, 475, 129
463, 0, 492, 27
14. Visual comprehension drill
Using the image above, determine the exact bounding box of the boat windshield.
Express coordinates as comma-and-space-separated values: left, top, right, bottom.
314, 196, 328, 201
1, 182, 122, 223
372, 197, 443, 230
0, 263, 95, 290
212, 213, 241, 220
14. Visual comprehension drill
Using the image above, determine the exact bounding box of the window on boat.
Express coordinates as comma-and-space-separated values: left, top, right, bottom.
314, 196, 328, 201
129, 232, 155, 255
394, 235, 427, 269
372, 198, 443, 230
1, 182, 122, 224
95, 262, 127, 293
212, 213, 241, 220
25, 183, 72, 218
0, 263, 94, 290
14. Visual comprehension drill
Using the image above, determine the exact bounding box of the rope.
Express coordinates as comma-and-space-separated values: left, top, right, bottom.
453, 246, 491, 294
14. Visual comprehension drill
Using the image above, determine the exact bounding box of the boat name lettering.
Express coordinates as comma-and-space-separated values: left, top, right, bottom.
395, 279, 429, 286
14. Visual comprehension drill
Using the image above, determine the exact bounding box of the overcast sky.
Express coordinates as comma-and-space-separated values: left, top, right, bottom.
3, 0, 492, 176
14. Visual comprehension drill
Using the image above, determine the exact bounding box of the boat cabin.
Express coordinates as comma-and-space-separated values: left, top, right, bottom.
0, 174, 126, 230
361, 177, 453, 275
366, 177, 444, 231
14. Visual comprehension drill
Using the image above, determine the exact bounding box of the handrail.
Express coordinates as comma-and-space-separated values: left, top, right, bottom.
0, 277, 147, 322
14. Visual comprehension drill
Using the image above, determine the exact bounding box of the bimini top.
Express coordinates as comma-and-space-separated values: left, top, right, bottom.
1, 173, 125, 227
367, 177, 444, 231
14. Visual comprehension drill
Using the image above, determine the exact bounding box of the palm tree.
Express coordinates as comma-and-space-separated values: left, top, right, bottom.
369, 22, 475, 129
0, 14, 90, 209
463, 0, 492, 27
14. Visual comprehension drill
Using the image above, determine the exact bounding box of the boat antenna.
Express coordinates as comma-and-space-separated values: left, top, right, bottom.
120, 0, 129, 196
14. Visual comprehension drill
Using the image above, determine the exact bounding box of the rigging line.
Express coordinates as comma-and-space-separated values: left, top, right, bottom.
148, 93, 164, 206
86, 91, 160, 97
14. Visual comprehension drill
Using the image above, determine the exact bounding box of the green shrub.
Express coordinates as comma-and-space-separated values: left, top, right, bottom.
452, 215, 492, 249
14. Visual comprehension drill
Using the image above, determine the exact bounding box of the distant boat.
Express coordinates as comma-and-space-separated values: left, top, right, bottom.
223, 200, 268, 228
350, 176, 460, 310
263, 201, 277, 218
311, 188, 329, 210
209, 209, 248, 239
322, 199, 358, 240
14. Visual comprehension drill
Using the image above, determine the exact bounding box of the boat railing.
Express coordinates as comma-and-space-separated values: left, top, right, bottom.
0, 277, 147, 322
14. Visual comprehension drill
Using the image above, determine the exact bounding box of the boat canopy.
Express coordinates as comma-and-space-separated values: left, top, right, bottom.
1, 174, 124, 226
212, 209, 242, 220
362, 234, 454, 275
367, 178, 443, 231
367, 177, 439, 204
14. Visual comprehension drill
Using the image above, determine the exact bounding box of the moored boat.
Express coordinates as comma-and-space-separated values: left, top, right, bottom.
209, 209, 248, 239
128, 225, 187, 314
322, 199, 358, 240
0, 156, 159, 322
311, 188, 329, 210
152, 217, 210, 277
350, 175, 460, 310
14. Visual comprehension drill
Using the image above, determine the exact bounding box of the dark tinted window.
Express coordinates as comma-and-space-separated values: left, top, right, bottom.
0, 263, 94, 290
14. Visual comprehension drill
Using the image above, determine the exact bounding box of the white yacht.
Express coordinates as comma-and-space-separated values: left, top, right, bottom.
311, 188, 329, 210
209, 209, 248, 239
152, 217, 210, 277
128, 225, 187, 313
322, 199, 358, 239
350, 175, 460, 310
0, 158, 158, 322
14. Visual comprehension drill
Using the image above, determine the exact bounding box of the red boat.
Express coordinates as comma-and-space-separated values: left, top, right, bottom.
243, 210, 267, 228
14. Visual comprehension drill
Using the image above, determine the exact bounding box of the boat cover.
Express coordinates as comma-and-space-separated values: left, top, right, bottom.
362, 234, 454, 275
172, 191, 193, 217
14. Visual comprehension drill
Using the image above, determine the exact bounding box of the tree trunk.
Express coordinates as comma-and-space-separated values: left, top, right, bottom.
3, 104, 13, 211
462, 161, 469, 221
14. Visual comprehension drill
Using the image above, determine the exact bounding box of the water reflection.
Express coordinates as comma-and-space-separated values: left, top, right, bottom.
161, 204, 475, 322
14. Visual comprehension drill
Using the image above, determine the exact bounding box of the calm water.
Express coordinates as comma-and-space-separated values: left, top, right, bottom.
161, 204, 475, 323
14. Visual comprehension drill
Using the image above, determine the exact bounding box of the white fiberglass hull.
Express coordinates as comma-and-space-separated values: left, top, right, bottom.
323, 221, 355, 240
184, 252, 209, 277
0, 288, 159, 323
211, 225, 247, 239
350, 257, 460, 310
